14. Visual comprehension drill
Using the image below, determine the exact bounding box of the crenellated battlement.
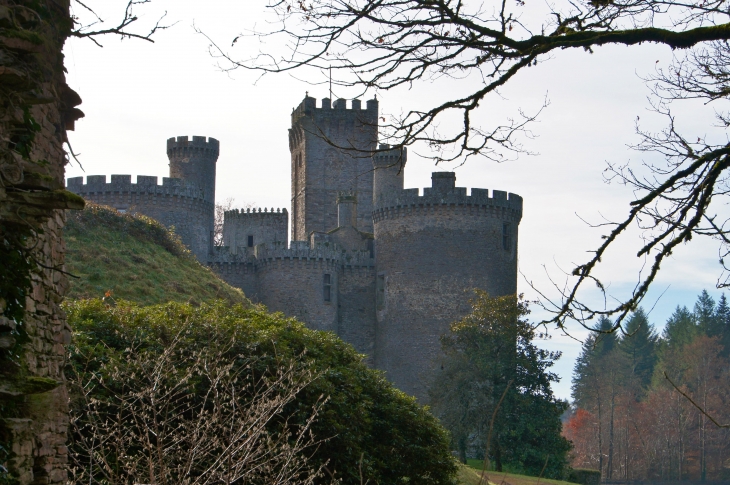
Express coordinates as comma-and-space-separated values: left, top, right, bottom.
292, 95, 378, 118
224, 207, 288, 218
166, 136, 220, 156
249, 241, 375, 267
374, 171, 522, 218
66, 175, 206, 200
373, 144, 407, 168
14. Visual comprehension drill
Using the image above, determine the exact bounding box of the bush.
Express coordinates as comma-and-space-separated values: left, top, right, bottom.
568, 468, 601, 485
65, 299, 458, 485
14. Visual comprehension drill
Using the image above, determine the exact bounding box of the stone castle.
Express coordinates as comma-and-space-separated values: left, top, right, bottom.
66, 95, 523, 401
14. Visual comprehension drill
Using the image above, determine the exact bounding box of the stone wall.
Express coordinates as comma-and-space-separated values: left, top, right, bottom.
289, 96, 378, 240
373, 172, 522, 402
0, 2, 84, 483
256, 254, 340, 333
222, 208, 288, 251
337, 266, 377, 364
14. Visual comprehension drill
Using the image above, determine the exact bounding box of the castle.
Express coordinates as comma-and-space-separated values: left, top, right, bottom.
66, 95, 523, 401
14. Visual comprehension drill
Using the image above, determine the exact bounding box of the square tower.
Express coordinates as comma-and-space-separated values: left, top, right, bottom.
289, 96, 378, 241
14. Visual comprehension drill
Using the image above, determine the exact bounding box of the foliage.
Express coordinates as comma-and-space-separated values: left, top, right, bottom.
65, 203, 248, 306
430, 291, 570, 479
567, 290, 730, 480
65, 299, 458, 485
68, 326, 327, 485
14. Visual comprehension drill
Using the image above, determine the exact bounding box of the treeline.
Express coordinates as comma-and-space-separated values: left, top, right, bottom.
564, 290, 730, 481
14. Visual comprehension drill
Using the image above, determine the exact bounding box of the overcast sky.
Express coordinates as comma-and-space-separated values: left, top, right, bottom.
64, 0, 729, 400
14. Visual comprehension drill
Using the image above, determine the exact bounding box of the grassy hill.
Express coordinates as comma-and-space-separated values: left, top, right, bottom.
64, 203, 248, 306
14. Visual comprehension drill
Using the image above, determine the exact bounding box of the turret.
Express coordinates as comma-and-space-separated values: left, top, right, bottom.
167, 136, 219, 204
337, 192, 357, 228
372, 144, 407, 209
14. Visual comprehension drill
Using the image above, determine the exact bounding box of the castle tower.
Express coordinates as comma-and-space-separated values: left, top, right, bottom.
167, 136, 219, 203
167, 136, 219, 256
373, 171, 523, 402
372, 144, 407, 208
289, 95, 378, 241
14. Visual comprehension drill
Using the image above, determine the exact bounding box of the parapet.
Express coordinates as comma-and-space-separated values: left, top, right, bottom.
224, 207, 288, 218
252, 240, 374, 268
374, 171, 523, 215
166, 136, 220, 157
66, 174, 206, 200
373, 144, 407, 169
293, 95, 378, 118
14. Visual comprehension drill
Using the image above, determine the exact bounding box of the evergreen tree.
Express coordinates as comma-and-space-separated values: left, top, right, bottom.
694, 290, 717, 336
594, 315, 618, 356
663, 305, 697, 349
431, 291, 570, 478
572, 316, 617, 408
618, 308, 658, 396
714, 293, 730, 357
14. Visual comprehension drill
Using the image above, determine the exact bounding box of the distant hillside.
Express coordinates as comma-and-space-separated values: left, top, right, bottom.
65, 203, 248, 306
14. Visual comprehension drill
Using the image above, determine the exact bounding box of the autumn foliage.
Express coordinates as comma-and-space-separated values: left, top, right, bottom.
565, 292, 730, 481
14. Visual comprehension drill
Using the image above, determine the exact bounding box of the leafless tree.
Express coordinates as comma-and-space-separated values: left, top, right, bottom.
67, 330, 331, 485
200, 0, 730, 332
70, 0, 172, 47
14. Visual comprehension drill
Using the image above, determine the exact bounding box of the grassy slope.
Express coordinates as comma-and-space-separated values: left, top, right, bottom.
458, 463, 578, 485
65, 203, 248, 306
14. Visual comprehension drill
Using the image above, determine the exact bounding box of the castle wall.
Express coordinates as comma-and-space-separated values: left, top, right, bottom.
208, 262, 258, 301
255, 245, 340, 332
337, 265, 377, 364
66, 175, 214, 262
222, 208, 288, 251
289, 97, 378, 240
373, 173, 522, 402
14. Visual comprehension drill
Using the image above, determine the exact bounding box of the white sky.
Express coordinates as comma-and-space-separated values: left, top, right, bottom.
64, 0, 729, 400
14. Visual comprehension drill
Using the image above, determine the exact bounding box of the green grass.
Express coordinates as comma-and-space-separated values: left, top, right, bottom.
458, 462, 579, 485
65, 203, 248, 306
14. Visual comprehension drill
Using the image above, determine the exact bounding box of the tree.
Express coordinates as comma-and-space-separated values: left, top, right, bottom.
571, 317, 629, 479
205, 0, 730, 331
694, 290, 717, 336
430, 291, 570, 478
714, 293, 730, 356
618, 308, 658, 396
663, 305, 698, 350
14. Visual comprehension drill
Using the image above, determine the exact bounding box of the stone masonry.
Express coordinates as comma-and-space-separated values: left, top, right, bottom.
0, 1, 86, 484
67, 95, 523, 402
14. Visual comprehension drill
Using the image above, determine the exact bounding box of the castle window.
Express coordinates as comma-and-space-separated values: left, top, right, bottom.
247, 235, 254, 247
376, 274, 385, 310
323, 274, 332, 302
502, 223, 511, 251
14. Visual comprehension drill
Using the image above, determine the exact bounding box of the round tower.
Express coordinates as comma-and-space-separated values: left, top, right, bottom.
373, 171, 523, 402
167, 136, 219, 204
372, 144, 407, 208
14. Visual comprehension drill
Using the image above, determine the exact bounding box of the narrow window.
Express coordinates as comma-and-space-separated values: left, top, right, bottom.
376, 274, 385, 310
247, 235, 254, 247
502, 222, 511, 251
323, 274, 332, 302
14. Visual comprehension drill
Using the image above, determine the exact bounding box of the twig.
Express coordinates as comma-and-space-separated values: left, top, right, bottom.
664, 372, 729, 428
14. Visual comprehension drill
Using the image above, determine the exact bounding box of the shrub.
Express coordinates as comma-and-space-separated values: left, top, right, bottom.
65, 299, 458, 485
568, 468, 601, 485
